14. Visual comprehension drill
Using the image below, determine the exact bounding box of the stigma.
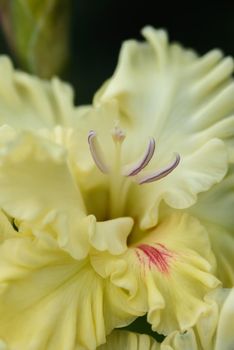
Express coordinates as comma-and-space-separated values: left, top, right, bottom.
88, 126, 180, 185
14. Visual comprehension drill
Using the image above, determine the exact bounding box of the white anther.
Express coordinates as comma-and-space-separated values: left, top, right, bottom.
123, 138, 156, 176
88, 130, 109, 173
137, 153, 180, 184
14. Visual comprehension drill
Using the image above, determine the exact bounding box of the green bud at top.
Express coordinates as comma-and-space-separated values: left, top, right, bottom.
0, 0, 71, 78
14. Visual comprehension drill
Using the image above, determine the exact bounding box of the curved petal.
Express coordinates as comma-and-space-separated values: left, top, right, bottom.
0, 56, 77, 129
33, 211, 93, 260
161, 288, 234, 350
37, 212, 133, 260
0, 341, 7, 350
93, 27, 233, 224
128, 138, 227, 229
0, 129, 97, 260
215, 288, 234, 350
0, 129, 84, 221
190, 165, 234, 232
97, 27, 234, 150
91, 213, 220, 335
90, 217, 134, 254
0, 126, 137, 259
196, 288, 227, 350
189, 165, 234, 286
0, 210, 17, 241
97, 331, 160, 350
0, 234, 141, 350
161, 329, 199, 350
203, 225, 233, 287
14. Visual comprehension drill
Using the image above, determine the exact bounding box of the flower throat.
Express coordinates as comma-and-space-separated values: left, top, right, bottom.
88, 125, 180, 218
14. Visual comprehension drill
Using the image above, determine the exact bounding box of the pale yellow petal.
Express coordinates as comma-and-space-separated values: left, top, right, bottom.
161, 329, 199, 350
0, 340, 7, 350
189, 165, 234, 286
91, 213, 220, 335
31, 211, 133, 260
0, 210, 17, 241
0, 235, 140, 350
98, 330, 160, 350
0, 130, 84, 221
90, 217, 134, 254
128, 138, 227, 229
215, 288, 234, 350
161, 288, 234, 350
0, 56, 76, 129
190, 165, 234, 232
97, 27, 234, 148
206, 225, 234, 287
93, 27, 233, 225
35, 211, 92, 260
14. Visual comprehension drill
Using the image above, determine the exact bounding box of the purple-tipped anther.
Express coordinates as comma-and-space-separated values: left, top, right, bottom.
88, 128, 181, 185
124, 138, 156, 176
137, 153, 180, 184
88, 130, 109, 173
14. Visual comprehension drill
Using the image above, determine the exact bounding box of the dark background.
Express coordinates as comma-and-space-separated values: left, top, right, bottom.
1, 0, 234, 104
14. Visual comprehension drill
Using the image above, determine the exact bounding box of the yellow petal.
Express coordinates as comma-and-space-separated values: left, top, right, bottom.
0, 340, 7, 350
38, 211, 92, 260
206, 225, 234, 287
0, 129, 98, 260
0, 130, 84, 221
129, 138, 227, 229
0, 125, 137, 259
161, 288, 234, 350
189, 165, 234, 286
91, 213, 220, 335
0, 56, 76, 129
71, 100, 131, 186
31, 212, 134, 260
215, 288, 234, 350
97, 330, 160, 350
0, 234, 140, 350
190, 165, 234, 232
161, 329, 198, 350
0, 210, 17, 241
97, 27, 234, 148
94, 27, 233, 226
90, 217, 134, 254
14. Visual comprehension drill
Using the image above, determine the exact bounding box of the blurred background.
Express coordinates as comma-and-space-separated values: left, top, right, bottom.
0, 0, 234, 105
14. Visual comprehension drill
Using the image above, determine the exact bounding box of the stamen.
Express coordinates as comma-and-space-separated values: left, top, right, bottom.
88, 127, 181, 192
137, 153, 180, 184
123, 138, 156, 176
88, 130, 109, 173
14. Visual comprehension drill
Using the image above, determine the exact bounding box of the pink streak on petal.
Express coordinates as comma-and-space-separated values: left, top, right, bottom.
136, 243, 173, 273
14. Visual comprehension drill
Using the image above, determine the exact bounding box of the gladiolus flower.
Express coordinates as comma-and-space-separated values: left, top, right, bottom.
0, 27, 232, 349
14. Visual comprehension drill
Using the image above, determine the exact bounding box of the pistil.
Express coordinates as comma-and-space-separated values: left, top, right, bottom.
109, 126, 127, 218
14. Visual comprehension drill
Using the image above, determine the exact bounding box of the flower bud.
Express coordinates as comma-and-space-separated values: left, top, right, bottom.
0, 0, 71, 78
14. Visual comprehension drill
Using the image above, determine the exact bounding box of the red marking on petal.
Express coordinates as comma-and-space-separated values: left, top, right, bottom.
136, 243, 173, 273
